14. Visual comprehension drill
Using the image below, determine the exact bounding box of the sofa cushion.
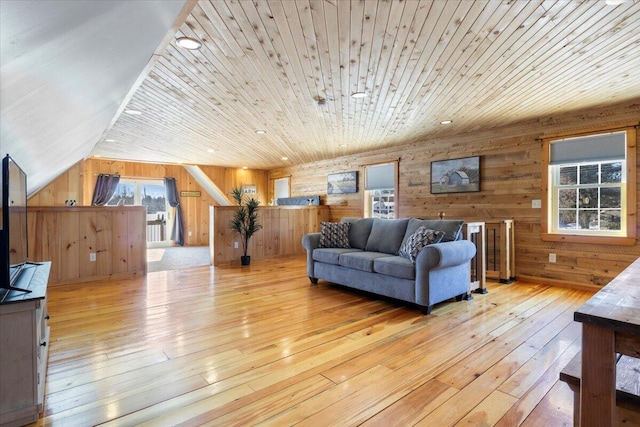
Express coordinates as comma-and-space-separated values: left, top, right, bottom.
319, 222, 351, 248
364, 218, 410, 254
339, 252, 392, 272
398, 226, 445, 263
373, 256, 416, 280
402, 218, 464, 245
341, 217, 374, 249
313, 248, 361, 265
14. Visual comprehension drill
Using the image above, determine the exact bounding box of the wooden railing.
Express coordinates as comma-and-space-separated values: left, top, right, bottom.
146, 219, 166, 242
465, 219, 515, 293
485, 220, 515, 283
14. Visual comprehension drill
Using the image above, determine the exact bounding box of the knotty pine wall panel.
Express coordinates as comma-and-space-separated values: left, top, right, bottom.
30, 159, 269, 247
28, 160, 84, 206
268, 103, 640, 288
27, 206, 146, 284
212, 206, 329, 265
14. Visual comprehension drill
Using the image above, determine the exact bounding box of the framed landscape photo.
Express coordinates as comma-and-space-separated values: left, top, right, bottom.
327, 171, 358, 194
431, 156, 480, 194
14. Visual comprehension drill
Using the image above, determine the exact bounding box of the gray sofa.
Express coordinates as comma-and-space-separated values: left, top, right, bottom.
301, 217, 476, 314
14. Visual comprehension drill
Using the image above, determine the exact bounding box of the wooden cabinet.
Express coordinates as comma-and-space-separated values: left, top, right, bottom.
0, 262, 50, 427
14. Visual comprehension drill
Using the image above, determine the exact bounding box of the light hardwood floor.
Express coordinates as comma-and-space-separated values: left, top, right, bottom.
33, 256, 593, 426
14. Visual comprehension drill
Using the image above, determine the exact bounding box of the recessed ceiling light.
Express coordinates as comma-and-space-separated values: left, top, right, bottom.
281, 156, 288, 161
338, 144, 348, 147
255, 130, 267, 134
440, 120, 453, 125
124, 109, 142, 115
605, 0, 629, 5
207, 149, 215, 153
105, 139, 116, 142
176, 37, 202, 50
242, 166, 248, 170
351, 92, 367, 99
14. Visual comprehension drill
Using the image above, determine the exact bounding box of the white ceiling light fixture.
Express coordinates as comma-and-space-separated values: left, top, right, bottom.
176, 37, 202, 50
281, 156, 288, 161
338, 144, 348, 147
255, 130, 267, 134
350, 92, 367, 99
440, 120, 453, 125
207, 149, 215, 153
105, 139, 116, 142
242, 166, 248, 170
605, 0, 629, 5
124, 109, 142, 115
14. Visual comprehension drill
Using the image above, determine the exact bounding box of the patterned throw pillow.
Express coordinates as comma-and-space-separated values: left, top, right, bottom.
319, 222, 351, 248
398, 226, 445, 263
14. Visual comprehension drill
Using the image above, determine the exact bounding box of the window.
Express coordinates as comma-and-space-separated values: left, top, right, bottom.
273, 177, 290, 202
542, 126, 636, 244
364, 162, 398, 218
107, 179, 168, 220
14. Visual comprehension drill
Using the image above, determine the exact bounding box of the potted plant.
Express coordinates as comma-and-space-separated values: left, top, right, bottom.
229, 186, 261, 265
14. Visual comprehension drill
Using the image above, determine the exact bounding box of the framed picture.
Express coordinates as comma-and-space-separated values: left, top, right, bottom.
327, 171, 358, 194
242, 185, 257, 194
431, 156, 480, 194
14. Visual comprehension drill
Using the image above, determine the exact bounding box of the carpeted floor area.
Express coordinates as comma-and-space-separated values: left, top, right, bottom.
147, 246, 211, 272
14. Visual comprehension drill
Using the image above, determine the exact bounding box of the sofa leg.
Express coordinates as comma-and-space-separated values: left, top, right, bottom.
420, 305, 432, 315
462, 292, 474, 301
309, 277, 318, 285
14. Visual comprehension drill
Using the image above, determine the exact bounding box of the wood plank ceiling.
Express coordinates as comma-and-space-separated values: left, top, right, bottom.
92, 0, 640, 169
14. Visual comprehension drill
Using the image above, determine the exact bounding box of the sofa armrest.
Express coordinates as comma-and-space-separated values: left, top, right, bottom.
301, 233, 322, 279
302, 233, 321, 251
415, 240, 476, 271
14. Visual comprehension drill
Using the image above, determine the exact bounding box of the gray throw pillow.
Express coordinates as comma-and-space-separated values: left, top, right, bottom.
319, 222, 351, 248
399, 226, 445, 263
402, 218, 464, 244
365, 218, 409, 254
341, 217, 374, 249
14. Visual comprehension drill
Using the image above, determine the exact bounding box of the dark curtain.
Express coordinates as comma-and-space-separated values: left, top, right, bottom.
91, 174, 120, 206
164, 177, 184, 246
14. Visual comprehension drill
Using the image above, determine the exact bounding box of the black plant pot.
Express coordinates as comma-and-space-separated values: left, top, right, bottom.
241, 255, 251, 266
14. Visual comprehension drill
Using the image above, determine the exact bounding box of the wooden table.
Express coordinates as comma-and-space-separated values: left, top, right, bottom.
574, 257, 640, 426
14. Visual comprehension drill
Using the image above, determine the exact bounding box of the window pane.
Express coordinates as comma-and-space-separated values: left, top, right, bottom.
370, 189, 395, 219
600, 210, 621, 230
600, 187, 621, 208
107, 183, 135, 206
141, 183, 166, 215
578, 210, 597, 229
558, 210, 577, 229
579, 164, 598, 184
578, 188, 597, 208
601, 162, 622, 183
559, 166, 577, 185
558, 188, 576, 208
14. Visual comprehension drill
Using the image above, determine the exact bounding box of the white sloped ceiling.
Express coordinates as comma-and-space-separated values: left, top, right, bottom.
0, 0, 188, 194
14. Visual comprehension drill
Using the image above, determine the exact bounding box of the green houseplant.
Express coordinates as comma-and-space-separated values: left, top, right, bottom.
229, 186, 261, 265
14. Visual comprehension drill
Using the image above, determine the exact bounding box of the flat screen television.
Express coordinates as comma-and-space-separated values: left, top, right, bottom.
0, 154, 31, 302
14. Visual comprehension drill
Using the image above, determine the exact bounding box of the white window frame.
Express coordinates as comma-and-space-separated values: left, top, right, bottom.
541, 126, 636, 245
364, 161, 399, 219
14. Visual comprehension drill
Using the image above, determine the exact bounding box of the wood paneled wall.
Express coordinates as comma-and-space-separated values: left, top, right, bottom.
269, 102, 640, 288
212, 206, 329, 265
29, 159, 269, 246
27, 206, 146, 284
28, 161, 84, 206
